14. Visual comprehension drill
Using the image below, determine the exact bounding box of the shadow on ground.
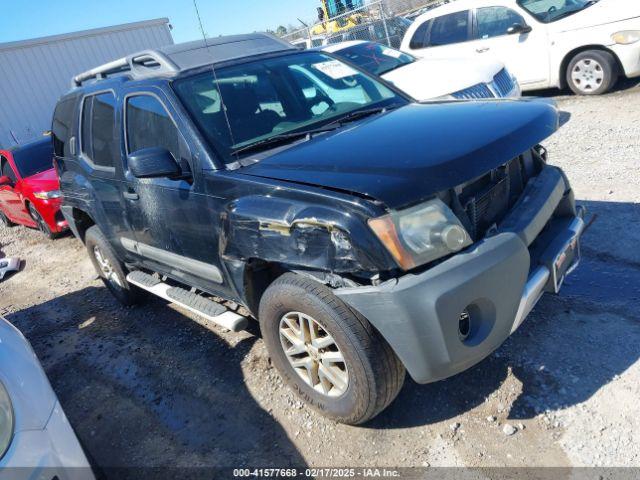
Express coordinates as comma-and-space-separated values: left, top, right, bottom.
524, 77, 640, 98
7, 287, 306, 475
368, 200, 640, 429
5, 200, 640, 465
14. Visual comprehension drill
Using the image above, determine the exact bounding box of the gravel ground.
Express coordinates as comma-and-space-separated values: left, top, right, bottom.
1, 82, 639, 473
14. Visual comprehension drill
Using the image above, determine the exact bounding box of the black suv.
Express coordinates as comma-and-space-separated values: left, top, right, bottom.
52, 33, 584, 424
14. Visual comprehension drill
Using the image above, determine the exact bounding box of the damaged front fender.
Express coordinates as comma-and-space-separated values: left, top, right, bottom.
220, 195, 390, 273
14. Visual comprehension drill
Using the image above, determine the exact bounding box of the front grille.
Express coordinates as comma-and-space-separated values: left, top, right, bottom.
458, 156, 529, 240
492, 68, 515, 97
451, 83, 495, 100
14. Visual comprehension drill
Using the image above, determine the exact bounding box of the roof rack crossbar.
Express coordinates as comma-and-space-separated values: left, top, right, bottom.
72, 50, 180, 87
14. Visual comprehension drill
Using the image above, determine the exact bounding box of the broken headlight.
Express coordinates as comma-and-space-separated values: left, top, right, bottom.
0, 381, 13, 460
369, 199, 472, 271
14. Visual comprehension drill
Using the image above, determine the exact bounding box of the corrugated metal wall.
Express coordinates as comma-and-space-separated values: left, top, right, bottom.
0, 18, 174, 147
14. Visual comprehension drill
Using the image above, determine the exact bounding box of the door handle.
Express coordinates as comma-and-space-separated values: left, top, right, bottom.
476, 47, 490, 53
123, 190, 139, 201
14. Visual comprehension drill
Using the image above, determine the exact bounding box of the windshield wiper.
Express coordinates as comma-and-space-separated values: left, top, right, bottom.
232, 105, 396, 156
231, 126, 339, 155
324, 106, 390, 128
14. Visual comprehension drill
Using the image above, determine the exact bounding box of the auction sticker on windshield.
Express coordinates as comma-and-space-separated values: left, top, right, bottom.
382, 48, 403, 59
313, 60, 358, 79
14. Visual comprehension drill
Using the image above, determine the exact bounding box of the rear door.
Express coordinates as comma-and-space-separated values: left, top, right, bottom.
0, 155, 30, 224
121, 88, 230, 297
78, 90, 136, 254
470, 6, 550, 86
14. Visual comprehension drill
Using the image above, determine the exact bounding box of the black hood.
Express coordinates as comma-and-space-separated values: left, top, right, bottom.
239, 100, 559, 210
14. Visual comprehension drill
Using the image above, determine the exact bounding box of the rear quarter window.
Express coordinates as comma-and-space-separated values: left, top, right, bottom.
80, 92, 118, 170
52, 96, 78, 158
409, 19, 431, 49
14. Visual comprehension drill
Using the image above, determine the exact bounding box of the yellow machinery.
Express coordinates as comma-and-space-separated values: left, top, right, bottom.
311, 0, 366, 36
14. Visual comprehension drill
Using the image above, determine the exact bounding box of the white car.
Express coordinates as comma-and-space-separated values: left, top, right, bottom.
290, 36, 328, 49
0, 316, 93, 479
322, 40, 521, 100
400, 0, 640, 95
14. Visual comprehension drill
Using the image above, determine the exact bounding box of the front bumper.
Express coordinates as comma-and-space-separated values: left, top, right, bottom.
2, 401, 93, 480
33, 198, 69, 233
336, 166, 584, 384
2, 402, 93, 480
0, 317, 93, 479
611, 41, 640, 78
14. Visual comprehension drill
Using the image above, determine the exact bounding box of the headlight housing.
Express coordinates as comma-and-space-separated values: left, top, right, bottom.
33, 190, 62, 200
612, 30, 640, 45
369, 199, 472, 270
0, 381, 14, 460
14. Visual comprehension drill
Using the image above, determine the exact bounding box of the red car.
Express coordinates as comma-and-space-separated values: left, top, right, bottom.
0, 139, 68, 238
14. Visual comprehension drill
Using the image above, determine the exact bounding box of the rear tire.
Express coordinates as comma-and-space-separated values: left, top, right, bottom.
85, 225, 139, 306
259, 272, 405, 425
566, 50, 618, 95
28, 203, 56, 239
0, 210, 15, 227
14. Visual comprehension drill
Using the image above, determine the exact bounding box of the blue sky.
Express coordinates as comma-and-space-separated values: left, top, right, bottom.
1, 0, 320, 44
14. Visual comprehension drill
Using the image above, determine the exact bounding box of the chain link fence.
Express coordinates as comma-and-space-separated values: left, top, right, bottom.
280, 0, 449, 49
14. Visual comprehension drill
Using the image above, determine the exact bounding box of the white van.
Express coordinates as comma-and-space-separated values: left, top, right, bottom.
400, 0, 640, 95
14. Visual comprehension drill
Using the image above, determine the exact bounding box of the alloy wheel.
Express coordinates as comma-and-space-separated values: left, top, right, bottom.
93, 246, 123, 288
29, 205, 46, 232
279, 311, 349, 397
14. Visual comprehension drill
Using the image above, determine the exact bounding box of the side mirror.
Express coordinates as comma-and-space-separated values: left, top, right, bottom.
0, 176, 13, 187
127, 147, 181, 179
507, 23, 533, 35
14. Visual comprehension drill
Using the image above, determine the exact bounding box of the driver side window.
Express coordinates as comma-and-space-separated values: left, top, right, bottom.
1, 157, 17, 183
476, 7, 526, 39
126, 95, 180, 161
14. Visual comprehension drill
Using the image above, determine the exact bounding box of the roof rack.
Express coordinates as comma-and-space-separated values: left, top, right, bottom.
72, 50, 179, 87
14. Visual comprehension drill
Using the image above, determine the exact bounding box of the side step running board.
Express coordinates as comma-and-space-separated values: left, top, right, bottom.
126, 271, 248, 332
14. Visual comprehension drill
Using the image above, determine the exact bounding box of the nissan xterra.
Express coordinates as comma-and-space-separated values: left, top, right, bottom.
52, 34, 584, 424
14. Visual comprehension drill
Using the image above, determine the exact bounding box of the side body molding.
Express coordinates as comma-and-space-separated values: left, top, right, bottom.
120, 238, 224, 284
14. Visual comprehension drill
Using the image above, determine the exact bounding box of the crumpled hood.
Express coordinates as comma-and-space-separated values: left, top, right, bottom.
382, 57, 504, 100
552, 0, 640, 32
240, 100, 559, 210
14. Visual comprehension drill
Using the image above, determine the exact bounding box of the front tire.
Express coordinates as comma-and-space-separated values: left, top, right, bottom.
259, 273, 405, 425
567, 50, 618, 95
85, 225, 139, 306
28, 203, 55, 239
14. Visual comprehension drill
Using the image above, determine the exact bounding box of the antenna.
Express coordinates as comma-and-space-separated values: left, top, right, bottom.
192, 0, 237, 152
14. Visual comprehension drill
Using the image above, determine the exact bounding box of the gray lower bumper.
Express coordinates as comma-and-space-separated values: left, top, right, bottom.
336, 166, 584, 384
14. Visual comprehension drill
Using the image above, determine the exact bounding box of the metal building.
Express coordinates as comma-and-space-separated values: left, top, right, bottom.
0, 18, 174, 147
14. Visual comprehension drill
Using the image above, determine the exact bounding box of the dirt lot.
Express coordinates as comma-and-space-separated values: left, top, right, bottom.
1, 82, 640, 474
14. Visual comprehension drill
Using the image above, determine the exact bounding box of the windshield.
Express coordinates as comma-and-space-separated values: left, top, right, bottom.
173, 52, 404, 162
13, 141, 54, 178
517, 0, 598, 23
334, 42, 415, 76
